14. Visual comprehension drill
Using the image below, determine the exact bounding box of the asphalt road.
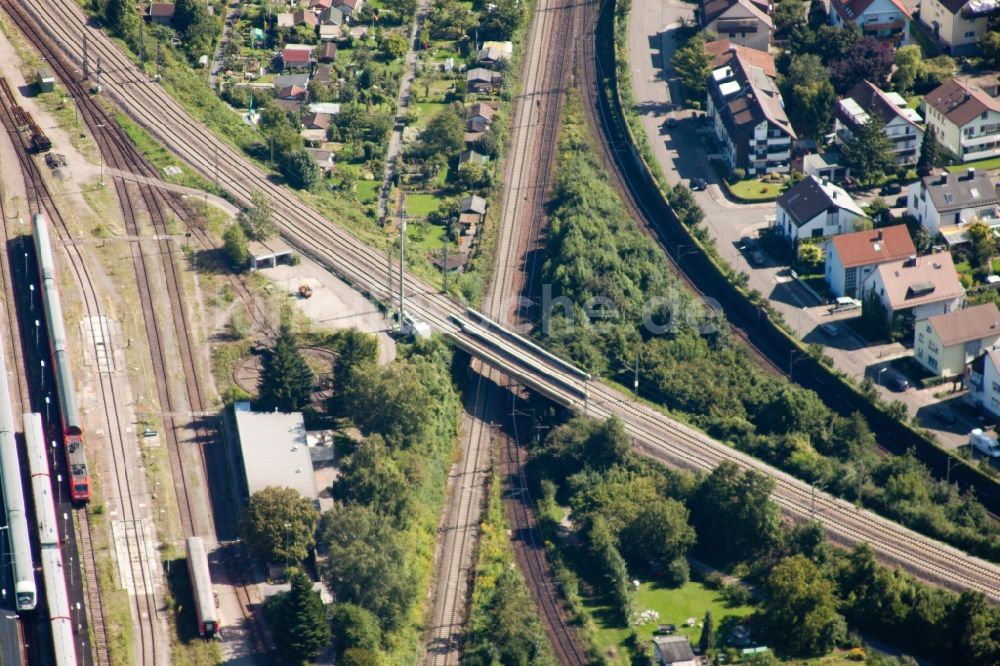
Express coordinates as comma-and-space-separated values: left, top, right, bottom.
625, 0, 976, 450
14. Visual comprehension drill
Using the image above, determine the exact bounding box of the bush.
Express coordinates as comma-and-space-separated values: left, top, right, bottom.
728, 167, 746, 183
721, 582, 754, 606
665, 557, 690, 586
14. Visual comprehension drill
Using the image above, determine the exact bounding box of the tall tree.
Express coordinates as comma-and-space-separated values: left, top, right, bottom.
267, 568, 332, 664
700, 611, 716, 653
284, 149, 322, 190
173, 0, 217, 56
330, 435, 410, 523
979, 31, 1000, 68
240, 189, 277, 241
414, 102, 465, 159
672, 34, 712, 102
239, 487, 318, 565
223, 222, 250, 270
945, 591, 1000, 665
781, 54, 836, 139
690, 462, 782, 566
830, 36, 893, 93
330, 603, 382, 656
104, 0, 139, 40
258, 323, 315, 413
762, 555, 845, 656
807, 0, 828, 30
966, 221, 997, 277
319, 502, 417, 631
842, 113, 895, 186
892, 45, 923, 95
916, 126, 941, 177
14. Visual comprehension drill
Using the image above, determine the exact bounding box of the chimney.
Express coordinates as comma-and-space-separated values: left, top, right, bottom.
940, 173, 949, 185
822, 177, 829, 186
877, 229, 883, 241
832, 190, 838, 199
968, 167, 976, 180
906, 255, 917, 267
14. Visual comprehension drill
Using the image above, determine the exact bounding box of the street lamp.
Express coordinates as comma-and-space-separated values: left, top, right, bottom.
29, 284, 34, 310
877, 366, 888, 387
34, 319, 39, 347
45, 395, 50, 422
62, 513, 68, 545
50, 440, 56, 468
40, 360, 45, 389
57, 475, 63, 505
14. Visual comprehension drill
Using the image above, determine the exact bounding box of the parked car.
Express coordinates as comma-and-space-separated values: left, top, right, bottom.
749, 249, 765, 266
690, 177, 707, 191
887, 374, 909, 392
933, 409, 957, 425
880, 182, 902, 195
821, 323, 840, 337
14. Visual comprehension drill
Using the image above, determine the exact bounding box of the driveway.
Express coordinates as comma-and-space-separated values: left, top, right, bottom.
626, 0, 969, 447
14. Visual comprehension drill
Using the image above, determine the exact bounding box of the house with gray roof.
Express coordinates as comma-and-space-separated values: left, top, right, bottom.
706, 47, 796, 175
774, 175, 867, 245
835, 80, 923, 165
467, 68, 502, 94
906, 168, 1000, 237
698, 0, 773, 52
652, 635, 698, 666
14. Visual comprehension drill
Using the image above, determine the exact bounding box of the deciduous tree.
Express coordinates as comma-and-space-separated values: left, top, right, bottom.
104, 0, 139, 40
781, 54, 836, 139
672, 34, 712, 102
331, 435, 410, 523
762, 555, 845, 655
223, 222, 250, 270
240, 189, 277, 241
830, 36, 893, 93
330, 603, 382, 656
283, 149, 322, 190
239, 487, 318, 565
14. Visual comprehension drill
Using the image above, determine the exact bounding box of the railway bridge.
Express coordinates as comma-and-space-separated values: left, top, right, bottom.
6, 0, 1000, 605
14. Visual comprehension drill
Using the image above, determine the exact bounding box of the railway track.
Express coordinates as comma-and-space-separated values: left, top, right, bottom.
18, 0, 1000, 603
0, 72, 157, 664
0, 6, 275, 660
425, 0, 585, 659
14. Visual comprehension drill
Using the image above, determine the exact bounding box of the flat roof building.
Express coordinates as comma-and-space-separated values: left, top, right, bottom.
233, 402, 318, 502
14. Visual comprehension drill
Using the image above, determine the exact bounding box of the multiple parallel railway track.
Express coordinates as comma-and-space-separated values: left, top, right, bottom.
10, 0, 1000, 631
0, 5, 275, 661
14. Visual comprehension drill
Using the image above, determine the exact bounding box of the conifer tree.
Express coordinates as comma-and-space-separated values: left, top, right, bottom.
258, 323, 314, 412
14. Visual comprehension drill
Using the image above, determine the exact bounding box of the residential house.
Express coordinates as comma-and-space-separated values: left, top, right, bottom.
478, 45, 507, 65
860, 252, 965, 322
915, 302, 1000, 375
274, 73, 310, 90
829, 0, 910, 48
276, 12, 295, 28
335, 0, 362, 17
905, 168, 1000, 237
293, 8, 318, 26
314, 64, 333, 86
318, 42, 338, 63
460, 195, 487, 216
918, 0, 992, 54
319, 24, 339, 40
652, 635, 698, 666
308, 102, 342, 115
147, 2, 175, 25
466, 102, 495, 137
966, 347, 1000, 416
275, 84, 308, 113
458, 150, 489, 167
482, 40, 513, 59
774, 175, 868, 245
309, 0, 334, 9
302, 112, 331, 131
467, 68, 502, 94
306, 148, 336, 174
281, 46, 313, 71
825, 224, 916, 297
705, 46, 797, 175
834, 80, 924, 164
319, 6, 344, 25
698, 0, 773, 52
923, 79, 1000, 162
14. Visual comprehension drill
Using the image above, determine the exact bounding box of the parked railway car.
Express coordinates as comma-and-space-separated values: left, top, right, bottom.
33, 213, 90, 502
24, 412, 77, 666
0, 334, 37, 611
186, 536, 220, 638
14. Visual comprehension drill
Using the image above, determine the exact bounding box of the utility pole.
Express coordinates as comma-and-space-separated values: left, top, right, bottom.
156, 43, 163, 80
139, 21, 144, 68
82, 32, 89, 79
398, 192, 406, 329
214, 145, 219, 188
441, 234, 449, 293
95, 55, 102, 90
387, 247, 394, 310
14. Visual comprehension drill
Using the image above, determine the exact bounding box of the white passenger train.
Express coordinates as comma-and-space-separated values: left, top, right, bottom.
25, 412, 77, 665
0, 331, 36, 611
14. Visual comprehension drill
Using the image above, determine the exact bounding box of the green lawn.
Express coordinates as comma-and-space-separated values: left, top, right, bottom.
407, 221, 457, 253
585, 580, 755, 664
404, 193, 442, 217
412, 101, 447, 129
727, 179, 784, 202
948, 157, 1000, 172
354, 179, 381, 204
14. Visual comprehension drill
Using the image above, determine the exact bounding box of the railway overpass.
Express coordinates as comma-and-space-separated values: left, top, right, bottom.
8, 0, 1000, 603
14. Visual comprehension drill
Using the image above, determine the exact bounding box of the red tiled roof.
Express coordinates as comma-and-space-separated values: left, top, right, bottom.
831, 224, 916, 269
705, 40, 776, 78
282, 48, 312, 64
